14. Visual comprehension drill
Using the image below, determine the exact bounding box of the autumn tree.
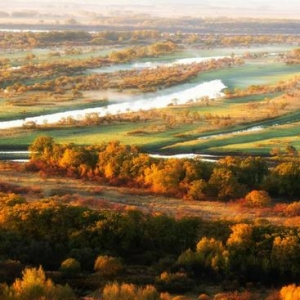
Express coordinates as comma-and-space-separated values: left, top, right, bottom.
265, 162, 300, 197
102, 282, 160, 300
284, 201, 300, 217
29, 135, 55, 161
186, 179, 207, 200
227, 223, 253, 251
144, 159, 185, 196
60, 258, 81, 277
244, 190, 271, 207
2, 266, 75, 300
208, 167, 245, 200
280, 284, 300, 300
196, 237, 228, 273
94, 255, 123, 277
271, 235, 300, 277
226, 223, 258, 279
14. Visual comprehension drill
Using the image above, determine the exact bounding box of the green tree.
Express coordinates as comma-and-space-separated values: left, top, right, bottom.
208, 167, 245, 200
265, 162, 300, 197
29, 135, 55, 161
271, 235, 300, 277
239, 156, 269, 187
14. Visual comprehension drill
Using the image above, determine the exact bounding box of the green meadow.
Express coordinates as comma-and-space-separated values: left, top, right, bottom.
0, 44, 300, 156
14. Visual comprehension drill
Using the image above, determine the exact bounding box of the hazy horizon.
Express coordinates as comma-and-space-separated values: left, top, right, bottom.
3, 0, 300, 19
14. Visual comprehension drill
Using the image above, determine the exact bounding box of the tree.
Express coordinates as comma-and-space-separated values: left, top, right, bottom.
102, 282, 160, 300
284, 201, 300, 217
244, 190, 271, 207
2, 266, 75, 300
208, 168, 245, 200
144, 159, 185, 196
271, 235, 300, 277
227, 223, 253, 252
29, 135, 55, 161
239, 156, 269, 187
225, 223, 258, 279
186, 179, 207, 200
94, 255, 123, 277
196, 237, 228, 273
286, 145, 298, 156
266, 162, 300, 197
60, 258, 81, 277
280, 284, 300, 300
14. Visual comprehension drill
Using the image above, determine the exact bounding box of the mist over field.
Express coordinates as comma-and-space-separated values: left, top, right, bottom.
3, 0, 300, 18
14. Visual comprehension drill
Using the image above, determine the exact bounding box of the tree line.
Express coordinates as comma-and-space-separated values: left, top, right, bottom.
27, 136, 300, 200
1, 30, 299, 50
0, 30, 161, 50
0, 40, 178, 90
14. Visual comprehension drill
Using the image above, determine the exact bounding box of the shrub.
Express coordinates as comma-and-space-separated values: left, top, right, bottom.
244, 190, 271, 207
214, 291, 255, 300
198, 294, 210, 300
156, 271, 195, 294
160, 292, 172, 300
102, 282, 160, 300
280, 284, 300, 300
60, 258, 81, 277
284, 201, 300, 217
2, 266, 75, 300
94, 255, 123, 277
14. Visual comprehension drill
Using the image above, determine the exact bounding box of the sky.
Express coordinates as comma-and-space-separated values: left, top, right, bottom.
3, 0, 300, 19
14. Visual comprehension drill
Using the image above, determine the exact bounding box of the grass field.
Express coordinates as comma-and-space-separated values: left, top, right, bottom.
0, 163, 298, 227
0, 44, 299, 155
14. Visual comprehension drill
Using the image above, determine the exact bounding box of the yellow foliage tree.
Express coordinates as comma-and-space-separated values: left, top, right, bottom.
280, 284, 300, 300
94, 255, 123, 277
3, 266, 75, 300
102, 282, 160, 300
245, 190, 271, 207
227, 223, 253, 251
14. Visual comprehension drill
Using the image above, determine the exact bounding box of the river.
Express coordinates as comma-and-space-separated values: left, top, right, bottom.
0, 151, 223, 163
0, 45, 299, 155
0, 45, 298, 130
0, 79, 226, 129
0, 54, 233, 130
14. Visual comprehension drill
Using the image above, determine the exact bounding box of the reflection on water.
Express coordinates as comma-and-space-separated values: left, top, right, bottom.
0, 151, 220, 163
150, 153, 220, 163
199, 126, 264, 140
0, 79, 226, 130
0, 151, 30, 162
